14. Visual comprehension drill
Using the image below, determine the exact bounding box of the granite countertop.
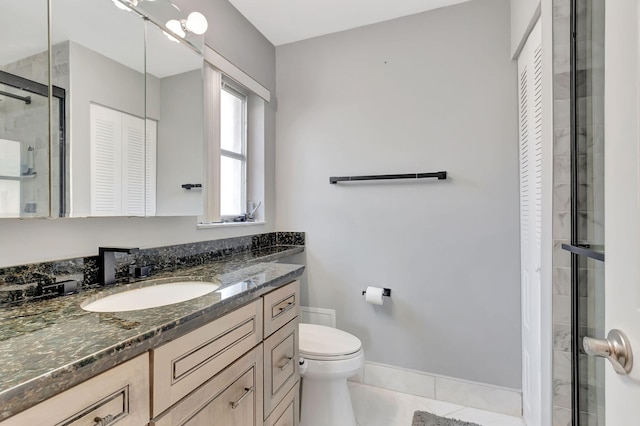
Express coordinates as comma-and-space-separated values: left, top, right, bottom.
0, 246, 305, 421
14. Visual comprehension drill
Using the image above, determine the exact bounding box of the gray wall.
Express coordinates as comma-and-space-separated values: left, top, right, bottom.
275, 0, 521, 388
156, 69, 204, 216
0, 0, 276, 267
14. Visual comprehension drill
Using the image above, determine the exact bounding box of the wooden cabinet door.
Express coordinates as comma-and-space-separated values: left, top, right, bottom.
263, 318, 298, 418
264, 382, 299, 426
184, 368, 255, 426
1, 354, 149, 426
151, 345, 264, 426
263, 281, 299, 338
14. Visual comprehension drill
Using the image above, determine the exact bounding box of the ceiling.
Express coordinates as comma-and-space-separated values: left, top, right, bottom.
1, 0, 201, 78
227, 0, 473, 46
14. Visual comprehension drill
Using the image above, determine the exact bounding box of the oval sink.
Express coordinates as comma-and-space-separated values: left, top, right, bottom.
82, 281, 221, 313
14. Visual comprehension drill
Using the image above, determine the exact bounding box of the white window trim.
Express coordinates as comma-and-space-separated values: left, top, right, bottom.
201, 64, 222, 223
197, 220, 266, 229
200, 46, 269, 226
203, 46, 270, 103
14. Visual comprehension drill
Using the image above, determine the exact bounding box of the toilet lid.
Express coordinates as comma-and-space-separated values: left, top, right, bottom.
299, 323, 362, 358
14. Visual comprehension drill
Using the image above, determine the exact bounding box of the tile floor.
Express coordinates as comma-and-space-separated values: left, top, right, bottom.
348, 382, 525, 426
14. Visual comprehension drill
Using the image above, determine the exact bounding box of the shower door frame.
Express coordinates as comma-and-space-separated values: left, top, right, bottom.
564, 0, 606, 423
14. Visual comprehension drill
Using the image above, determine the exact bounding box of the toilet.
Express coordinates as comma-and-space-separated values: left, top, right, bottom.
298, 323, 365, 426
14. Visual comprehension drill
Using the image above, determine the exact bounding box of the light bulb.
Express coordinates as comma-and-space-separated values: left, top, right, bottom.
163, 31, 181, 43
166, 19, 186, 38
112, 0, 132, 11
185, 12, 208, 35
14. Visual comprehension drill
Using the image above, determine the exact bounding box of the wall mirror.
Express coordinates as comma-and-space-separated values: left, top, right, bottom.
0, 1, 51, 218
145, 16, 204, 217
52, 0, 205, 218
0, 0, 205, 219
51, 0, 147, 217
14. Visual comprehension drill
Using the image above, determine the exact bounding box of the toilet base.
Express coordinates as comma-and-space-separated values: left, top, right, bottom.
300, 376, 357, 426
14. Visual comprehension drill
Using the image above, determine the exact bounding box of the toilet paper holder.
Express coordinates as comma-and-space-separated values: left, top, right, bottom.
362, 288, 391, 297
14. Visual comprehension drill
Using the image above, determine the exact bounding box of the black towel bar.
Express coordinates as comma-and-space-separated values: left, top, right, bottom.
181, 183, 202, 190
329, 171, 447, 184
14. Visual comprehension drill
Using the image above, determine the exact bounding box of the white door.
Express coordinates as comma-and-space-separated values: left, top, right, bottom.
517, 19, 542, 426
602, 0, 640, 423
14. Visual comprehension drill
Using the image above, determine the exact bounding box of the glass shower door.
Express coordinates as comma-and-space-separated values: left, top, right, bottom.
566, 0, 606, 423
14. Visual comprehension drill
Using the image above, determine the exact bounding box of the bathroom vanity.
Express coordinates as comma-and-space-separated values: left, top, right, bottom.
0, 237, 304, 426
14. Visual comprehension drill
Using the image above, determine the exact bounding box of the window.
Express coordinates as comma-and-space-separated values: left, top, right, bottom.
220, 80, 247, 218
200, 51, 268, 227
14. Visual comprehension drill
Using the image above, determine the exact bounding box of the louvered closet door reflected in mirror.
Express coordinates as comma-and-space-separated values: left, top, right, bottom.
89, 103, 157, 216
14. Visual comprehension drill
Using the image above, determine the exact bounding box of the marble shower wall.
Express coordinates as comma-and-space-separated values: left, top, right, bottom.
552, 3, 573, 422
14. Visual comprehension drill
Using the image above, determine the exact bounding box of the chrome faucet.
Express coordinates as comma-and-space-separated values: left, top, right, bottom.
98, 247, 139, 286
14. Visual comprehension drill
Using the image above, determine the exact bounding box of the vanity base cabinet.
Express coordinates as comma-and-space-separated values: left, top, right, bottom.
150, 344, 264, 426
151, 299, 263, 417
0, 281, 300, 425
0, 354, 149, 426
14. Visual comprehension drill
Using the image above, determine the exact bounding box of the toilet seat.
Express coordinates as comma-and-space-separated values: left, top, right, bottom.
299, 323, 362, 361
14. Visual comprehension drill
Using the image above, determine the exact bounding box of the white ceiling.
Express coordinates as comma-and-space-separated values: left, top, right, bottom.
1, 0, 200, 78
227, 0, 473, 46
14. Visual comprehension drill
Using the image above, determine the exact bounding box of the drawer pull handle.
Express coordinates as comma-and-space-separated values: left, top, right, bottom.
279, 356, 294, 371
230, 386, 254, 409
93, 415, 115, 426
275, 301, 295, 317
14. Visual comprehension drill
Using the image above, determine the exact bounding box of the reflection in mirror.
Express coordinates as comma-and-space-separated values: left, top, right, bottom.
145, 20, 204, 216
51, 0, 146, 217
50, 0, 205, 218
0, 1, 51, 218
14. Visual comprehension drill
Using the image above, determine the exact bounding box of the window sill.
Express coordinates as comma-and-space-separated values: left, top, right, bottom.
197, 220, 266, 229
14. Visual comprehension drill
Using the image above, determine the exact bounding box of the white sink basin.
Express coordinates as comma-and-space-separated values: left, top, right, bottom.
82, 281, 221, 313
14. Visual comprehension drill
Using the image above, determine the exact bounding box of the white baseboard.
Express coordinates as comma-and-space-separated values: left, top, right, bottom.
350, 361, 522, 417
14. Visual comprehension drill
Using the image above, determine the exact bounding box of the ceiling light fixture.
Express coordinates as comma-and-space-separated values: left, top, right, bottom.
112, 0, 137, 11
185, 12, 208, 35
165, 19, 186, 38
164, 11, 208, 41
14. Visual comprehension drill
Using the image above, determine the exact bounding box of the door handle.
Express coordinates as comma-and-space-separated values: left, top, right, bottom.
230, 386, 254, 409
583, 329, 633, 375
278, 356, 294, 371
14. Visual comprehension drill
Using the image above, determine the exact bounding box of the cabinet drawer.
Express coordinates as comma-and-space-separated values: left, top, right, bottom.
264, 381, 299, 426
263, 318, 299, 418
2, 354, 149, 426
151, 344, 264, 426
152, 299, 263, 416
263, 281, 299, 338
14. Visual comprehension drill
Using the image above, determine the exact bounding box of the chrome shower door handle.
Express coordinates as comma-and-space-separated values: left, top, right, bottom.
583, 329, 633, 375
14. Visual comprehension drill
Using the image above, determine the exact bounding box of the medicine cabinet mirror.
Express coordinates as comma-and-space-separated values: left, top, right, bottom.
0, 1, 51, 218
0, 0, 204, 219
